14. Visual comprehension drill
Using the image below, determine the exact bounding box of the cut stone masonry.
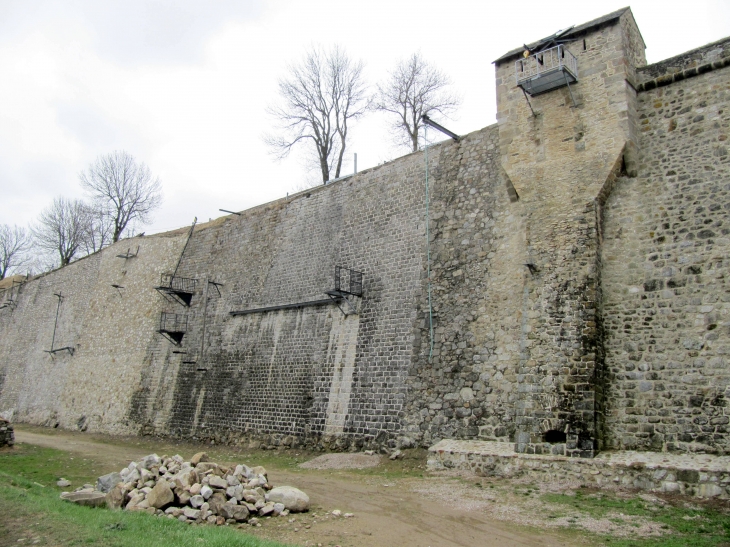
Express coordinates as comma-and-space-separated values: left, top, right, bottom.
0, 8, 728, 460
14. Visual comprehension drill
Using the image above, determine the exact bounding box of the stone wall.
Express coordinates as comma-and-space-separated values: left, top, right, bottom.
429, 439, 730, 498
601, 37, 730, 453
491, 8, 646, 456
0, 232, 188, 433
128, 149, 429, 448
401, 125, 526, 448
0, 418, 14, 447
0, 9, 728, 457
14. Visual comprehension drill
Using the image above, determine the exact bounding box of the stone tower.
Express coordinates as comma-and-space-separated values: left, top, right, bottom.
494, 8, 646, 456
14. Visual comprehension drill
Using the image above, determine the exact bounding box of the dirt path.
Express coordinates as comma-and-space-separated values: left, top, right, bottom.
15, 429, 578, 547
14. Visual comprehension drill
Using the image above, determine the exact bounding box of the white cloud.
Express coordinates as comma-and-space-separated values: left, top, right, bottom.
0, 0, 728, 234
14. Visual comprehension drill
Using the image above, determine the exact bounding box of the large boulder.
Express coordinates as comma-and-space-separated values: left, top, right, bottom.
267, 486, 309, 512
208, 475, 228, 489
172, 469, 198, 489
190, 452, 209, 465
227, 484, 244, 500
183, 507, 201, 520
96, 472, 123, 493
242, 489, 263, 504
147, 480, 174, 509
207, 492, 228, 515
106, 483, 130, 510
125, 492, 145, 510
61, 491, 107, 508
219, 502, 249, 522
139, 454, 160, 469
195, 462, 220, 475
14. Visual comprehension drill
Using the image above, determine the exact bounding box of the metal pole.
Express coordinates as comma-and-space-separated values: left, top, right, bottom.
521, 88, 537, 117
51, 292, 62, 352
421, 115, 460, 142
564, 73, 577, 107
354, 153, 357, 174
200, 276, 209, 364
424, 125, 434, 362
171, 217, 197, 284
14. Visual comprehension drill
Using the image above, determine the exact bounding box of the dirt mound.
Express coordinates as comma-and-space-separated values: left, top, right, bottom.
299, 453, 380, 469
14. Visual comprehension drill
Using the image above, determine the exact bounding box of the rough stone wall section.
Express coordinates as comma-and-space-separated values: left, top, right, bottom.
0, 419, 13, 447
0, 233, 188, 433
402, 125, 526, 449
0, 252, 103, 427
602, 50, 730, 453
429, 439, 730, 498
493, 9, 647, 456
636, 37, 730, 91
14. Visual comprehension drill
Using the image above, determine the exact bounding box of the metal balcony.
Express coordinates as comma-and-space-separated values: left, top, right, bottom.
515, 45, 578, 96
155, 273, 198, 307
158, 312, 188, 346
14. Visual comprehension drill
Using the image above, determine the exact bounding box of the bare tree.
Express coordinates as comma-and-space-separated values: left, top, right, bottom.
80, 151, 162, 243
32, 197, 89, 267
376, 53, 461, 152
266, 46, 370, 184
0, 224, 31, 279
81, 203, 113, 255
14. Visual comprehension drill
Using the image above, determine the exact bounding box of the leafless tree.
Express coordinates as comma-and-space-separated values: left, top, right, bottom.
80, 151, 162, 243
376, 53, 461, 152
32, 197, 89, 267
265, 46, 370, 184
0, 224, 31, 279
81, 203, 113, 255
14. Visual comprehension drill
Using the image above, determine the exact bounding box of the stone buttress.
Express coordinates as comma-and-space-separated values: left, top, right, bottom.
494, 8, 646, 456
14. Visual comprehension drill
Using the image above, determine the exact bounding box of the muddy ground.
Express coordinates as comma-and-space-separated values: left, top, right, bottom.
10, 427, 592, 547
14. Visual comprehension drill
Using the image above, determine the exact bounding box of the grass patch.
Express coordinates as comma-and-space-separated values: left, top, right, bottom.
0, 445, 294, 547
541, 488, 730, 547
14, 424, 429, 481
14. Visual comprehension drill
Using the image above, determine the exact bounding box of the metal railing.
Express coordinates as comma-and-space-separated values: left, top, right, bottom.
160, 273, 197, 293
515, 45, 577, 85
334, 266, 363, 297
159, 312, 188, 333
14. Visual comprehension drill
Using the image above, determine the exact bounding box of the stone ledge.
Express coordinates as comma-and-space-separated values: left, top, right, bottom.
636, 56, 730, 92
428, 440, 730, 499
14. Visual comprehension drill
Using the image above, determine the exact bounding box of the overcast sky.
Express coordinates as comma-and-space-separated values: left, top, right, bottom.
2, 0, 729, 236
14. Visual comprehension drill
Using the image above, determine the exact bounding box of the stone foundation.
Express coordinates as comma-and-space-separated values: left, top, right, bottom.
428, 439, 730, 498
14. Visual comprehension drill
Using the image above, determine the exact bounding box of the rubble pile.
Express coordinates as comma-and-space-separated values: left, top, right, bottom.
0, 418, 13, 448
63, 451, 309, 526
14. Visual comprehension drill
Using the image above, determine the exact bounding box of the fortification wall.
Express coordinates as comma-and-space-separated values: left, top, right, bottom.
602, 38, 730, 452
127, 146, 431, 448
0, 233, 188, 432
0, 10, 728, 457
401, 125, 525, 447
0, 253, 103, 426
490, 9, 646, 456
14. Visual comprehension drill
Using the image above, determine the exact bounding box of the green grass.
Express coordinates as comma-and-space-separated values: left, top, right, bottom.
541, 487, 730, 547
13, 424, 429, 481
0, 445, 295, 547
165, 444, 429, 481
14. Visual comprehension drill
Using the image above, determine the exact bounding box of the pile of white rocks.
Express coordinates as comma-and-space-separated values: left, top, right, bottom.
65, 451, 309, 526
